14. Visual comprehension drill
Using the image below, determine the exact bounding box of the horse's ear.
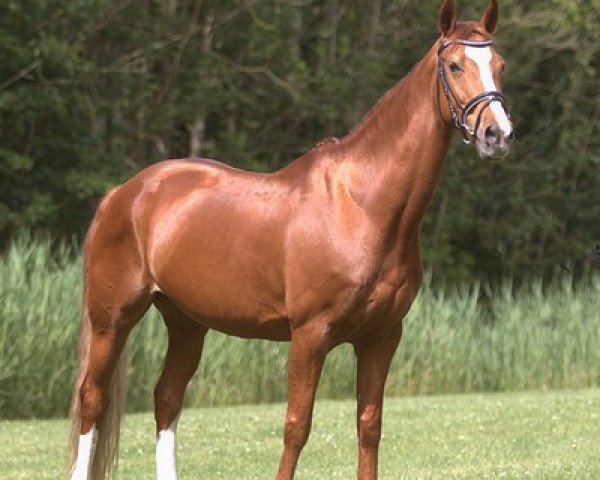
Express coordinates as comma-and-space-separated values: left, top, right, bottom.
438, 0, 457, 36
481, 0, 499, 34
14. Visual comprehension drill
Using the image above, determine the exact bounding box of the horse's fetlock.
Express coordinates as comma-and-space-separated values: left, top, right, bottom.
79, 382, 107, 422
154, 389, 182, 426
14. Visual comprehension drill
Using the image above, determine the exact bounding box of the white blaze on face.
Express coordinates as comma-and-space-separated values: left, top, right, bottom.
464, 46, 513, 137
156, 418, 179, 480
71, 426, 97, 480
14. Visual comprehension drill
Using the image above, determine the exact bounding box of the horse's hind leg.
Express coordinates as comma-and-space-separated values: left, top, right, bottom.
70, 251, 152, 479
153, 294, 208, 480
71, 284, 151, 480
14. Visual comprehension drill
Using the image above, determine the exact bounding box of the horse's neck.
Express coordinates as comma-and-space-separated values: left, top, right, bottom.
340, 46, 453, 247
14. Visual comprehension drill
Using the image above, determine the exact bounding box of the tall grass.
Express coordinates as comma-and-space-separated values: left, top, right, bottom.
0, 236, 599, 419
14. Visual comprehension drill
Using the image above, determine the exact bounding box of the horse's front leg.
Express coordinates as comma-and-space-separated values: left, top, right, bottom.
354, 326, 402, 480
275, 325, 330, 480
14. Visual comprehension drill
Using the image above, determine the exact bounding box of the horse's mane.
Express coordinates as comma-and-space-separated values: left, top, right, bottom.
315, 137, 341, 148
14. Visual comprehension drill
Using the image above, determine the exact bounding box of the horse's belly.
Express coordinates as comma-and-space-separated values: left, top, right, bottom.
194, 314, 291, 341
155, 270, 291, 340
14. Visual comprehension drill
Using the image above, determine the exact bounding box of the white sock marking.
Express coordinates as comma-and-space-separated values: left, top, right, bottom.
465, 45, 513, 137
156, 418, 179, 480
71, 426, 97, 480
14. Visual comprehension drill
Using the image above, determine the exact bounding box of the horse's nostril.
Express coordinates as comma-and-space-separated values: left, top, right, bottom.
507, 130, 515, 143
485, 125, 498, 141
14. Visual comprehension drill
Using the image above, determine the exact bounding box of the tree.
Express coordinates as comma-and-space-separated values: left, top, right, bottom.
0, 0, 598, 283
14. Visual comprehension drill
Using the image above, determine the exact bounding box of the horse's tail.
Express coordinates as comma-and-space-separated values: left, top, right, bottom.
68, 305, 129, 479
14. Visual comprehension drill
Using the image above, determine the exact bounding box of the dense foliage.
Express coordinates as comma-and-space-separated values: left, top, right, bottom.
1, 238, 598, 419
0, 0, 598, 282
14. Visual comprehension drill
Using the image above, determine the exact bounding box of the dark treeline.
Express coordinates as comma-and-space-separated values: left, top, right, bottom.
0, 0, 598, 284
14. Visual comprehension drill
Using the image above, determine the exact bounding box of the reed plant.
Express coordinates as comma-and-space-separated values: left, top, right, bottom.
0, 236, 598, 419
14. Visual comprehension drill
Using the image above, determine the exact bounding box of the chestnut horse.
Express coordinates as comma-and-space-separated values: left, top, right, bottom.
68, 1, 513, 478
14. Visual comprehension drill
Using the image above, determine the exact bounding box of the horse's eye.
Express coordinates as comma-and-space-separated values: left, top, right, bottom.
449, 62, 462, 74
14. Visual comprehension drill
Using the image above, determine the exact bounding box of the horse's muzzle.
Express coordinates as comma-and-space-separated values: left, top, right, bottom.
477, 123, 514, 158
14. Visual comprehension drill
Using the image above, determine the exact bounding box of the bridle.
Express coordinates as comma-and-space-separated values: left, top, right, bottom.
437, 39, 506, 144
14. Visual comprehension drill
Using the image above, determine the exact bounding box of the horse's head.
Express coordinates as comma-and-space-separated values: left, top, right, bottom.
437, 0, 514, 158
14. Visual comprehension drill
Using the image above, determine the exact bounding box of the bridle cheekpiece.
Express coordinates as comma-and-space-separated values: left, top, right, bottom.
437, 39, 506, 144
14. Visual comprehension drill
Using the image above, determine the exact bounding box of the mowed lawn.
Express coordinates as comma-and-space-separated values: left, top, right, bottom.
2, 390, 599, 479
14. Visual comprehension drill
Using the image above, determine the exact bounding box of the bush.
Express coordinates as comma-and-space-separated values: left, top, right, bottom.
0, 236, 598, 419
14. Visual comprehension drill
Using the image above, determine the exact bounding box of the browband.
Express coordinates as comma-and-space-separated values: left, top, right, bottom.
438, 39, 494, 55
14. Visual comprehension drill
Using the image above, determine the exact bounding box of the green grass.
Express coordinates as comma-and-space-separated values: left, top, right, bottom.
1, 236, 600, 419
1, 390, 600, 479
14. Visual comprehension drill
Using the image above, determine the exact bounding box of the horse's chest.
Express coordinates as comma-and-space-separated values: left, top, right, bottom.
324, 276, 416, 343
